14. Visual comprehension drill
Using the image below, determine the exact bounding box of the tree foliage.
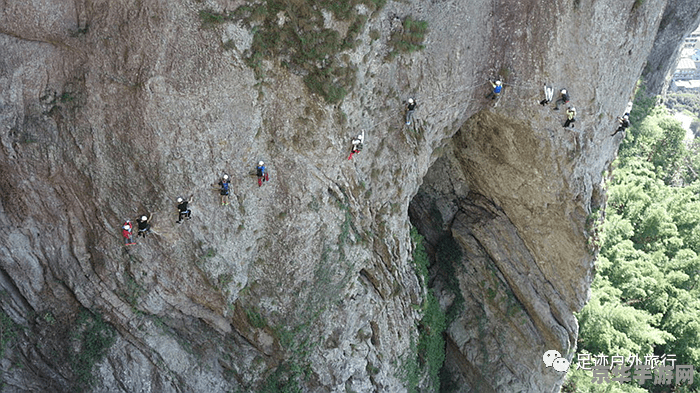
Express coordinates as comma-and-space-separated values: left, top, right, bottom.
567, 86, 700, 392
619, 106, 693, 184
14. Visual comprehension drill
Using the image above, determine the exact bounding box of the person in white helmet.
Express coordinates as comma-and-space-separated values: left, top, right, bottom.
122, 220, 135, 245
256, 161, 269, 187
554, 89, 570, 110
177, 195, 193, 223
348, 130, 365, 160
405, 98, 417, 125
136, 214, 152, 238
563, 106, 577, 128
612, 113, 630, 136
218, 174, 231, 205
486, 78, 503, 100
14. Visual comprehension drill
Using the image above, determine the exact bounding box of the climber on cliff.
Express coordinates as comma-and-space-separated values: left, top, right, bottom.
348, 130, 365, 160
176, 196, 193, 223
485, 78, 503, 100
539, 84, 554, 106
136, 214, 152, 238
563, 106, 577, 128
122, 220, 135, 245
611, 113, 630, 136
553, 89, 570, 110
257, 161, 269, 187
405, 98, 417, 125
218, 174, 231, 205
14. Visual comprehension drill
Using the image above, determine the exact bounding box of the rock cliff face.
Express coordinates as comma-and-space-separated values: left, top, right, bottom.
0, 0, 689, 392
643, 0, 700, 95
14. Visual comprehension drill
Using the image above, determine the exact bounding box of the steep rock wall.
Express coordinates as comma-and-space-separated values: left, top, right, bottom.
0, 0, 684, 392
409, 0, 674, 391
643, 0, 700, 95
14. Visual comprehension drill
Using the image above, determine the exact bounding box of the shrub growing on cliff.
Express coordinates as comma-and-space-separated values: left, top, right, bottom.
0, 309, 18, 359
386, 16, 429, 61
223, 0, 384, 104
418, 291, 446, 392
198, 9, 233, 28
410, 227, 429, 283
260, 361, 304, 393
435, 235, 465, 324
245, 307, 267, 329
70, 310, 117, 388
407, 227, 447, 392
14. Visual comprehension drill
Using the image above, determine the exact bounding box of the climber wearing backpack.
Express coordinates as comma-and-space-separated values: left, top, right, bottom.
485, 79, 503, 100
348, 130, 365, 160
122, 220, 135, 245
563, 107, 577, 128
554, 89, 570, 110
218, 174, 231, 205
257, 161, 269, 187
612, 113, 630, 136
405, 98, 417, 125
136, 214, 152, 238
176, 196, 193, 223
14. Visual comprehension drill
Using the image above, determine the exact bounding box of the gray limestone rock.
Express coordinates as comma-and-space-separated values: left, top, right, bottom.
0, 0, 693, 392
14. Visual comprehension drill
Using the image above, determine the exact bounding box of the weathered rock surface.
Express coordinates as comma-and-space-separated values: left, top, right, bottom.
643, 0, 700, 95
0, 0, 692, 392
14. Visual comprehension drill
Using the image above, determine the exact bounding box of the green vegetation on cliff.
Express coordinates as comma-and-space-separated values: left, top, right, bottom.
0, 309, 18, 359
199, 2, 427, 104
566, 87, 700, 392
386, 16, 429, 61
402, 228, 446, 392
71, 310, 117, 389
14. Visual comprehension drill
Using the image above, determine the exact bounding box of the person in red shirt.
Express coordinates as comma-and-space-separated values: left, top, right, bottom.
122, 221, 135, 245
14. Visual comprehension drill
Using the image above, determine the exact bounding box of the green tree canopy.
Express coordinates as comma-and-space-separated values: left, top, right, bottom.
566, 87, 700, 392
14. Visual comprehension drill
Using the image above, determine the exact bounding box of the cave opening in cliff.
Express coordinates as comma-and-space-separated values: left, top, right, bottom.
407, 124, 482, 390
407, 111, 546, 391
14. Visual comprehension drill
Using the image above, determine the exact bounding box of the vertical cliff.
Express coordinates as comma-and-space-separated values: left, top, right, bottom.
643, 0, 700, 95
0, 0, 689, 392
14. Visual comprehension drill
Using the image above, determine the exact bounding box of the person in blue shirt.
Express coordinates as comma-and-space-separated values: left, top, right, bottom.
257, 161, 269, 187
486, 79, 502, 100
218, 174, 231, 205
